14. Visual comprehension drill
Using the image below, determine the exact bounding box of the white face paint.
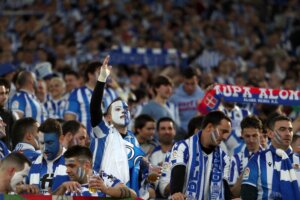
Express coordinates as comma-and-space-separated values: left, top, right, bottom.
111, 100, 131, 126
10, 163, 30, 192
210, 128, 220, 146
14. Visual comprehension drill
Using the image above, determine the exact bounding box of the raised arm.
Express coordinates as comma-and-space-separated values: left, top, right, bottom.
90, 55, 112, 127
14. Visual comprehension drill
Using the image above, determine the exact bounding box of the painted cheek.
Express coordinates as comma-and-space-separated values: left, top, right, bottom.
10, 165, 29, 191
124, 111, 131, 126
48, 143, 59, 160
76, 167, 86, 182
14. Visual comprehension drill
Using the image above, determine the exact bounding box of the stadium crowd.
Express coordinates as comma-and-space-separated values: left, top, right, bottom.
1, 0, 300, 199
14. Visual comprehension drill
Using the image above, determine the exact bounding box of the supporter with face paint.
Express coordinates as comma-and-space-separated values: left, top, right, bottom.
89, 55, 152, 198
169, 111, 232, 200
0, 152, 39, 194
53, 145, 136, 198
27, 118, 66, 194
241, 115, 300, 200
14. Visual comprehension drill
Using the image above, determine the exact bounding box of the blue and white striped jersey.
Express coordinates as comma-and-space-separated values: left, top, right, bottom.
228, 146, 262, 185
91, 119, 144, 195
291, 153, 300, 189
170, 132, 231, 199
28, 151, 66, 194
66, 170, 121, 197
219, 104, 251, 155
10, 90, 45, 123
44, 97, 67, 119
65, 86, 93, 134
0, 140, 10, 160
13, 142, 40, 162
242, 145, 300, 199
149, 145, 169, 167
65, 86, 117, 135
159, 151, 171, 197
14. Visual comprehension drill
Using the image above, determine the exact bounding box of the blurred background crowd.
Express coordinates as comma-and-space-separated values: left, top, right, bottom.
1, 0, 300, 198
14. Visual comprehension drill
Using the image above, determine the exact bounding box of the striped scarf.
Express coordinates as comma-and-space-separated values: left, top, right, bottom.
186, 132, 224, 200
270, 146, 300, 200
198, 84, 300, 115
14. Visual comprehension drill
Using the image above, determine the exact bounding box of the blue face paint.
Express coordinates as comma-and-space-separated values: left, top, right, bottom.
39, 132, 60, 161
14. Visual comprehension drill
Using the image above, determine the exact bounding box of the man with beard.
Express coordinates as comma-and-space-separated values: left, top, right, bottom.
0, 78, 17, 149
54, 145, 136, 198
61, 120, 88, 149
27, 118, 66, 194
170, 111, 232, 200
241, 115, 300, 200
149, 117, 176, 167
0, 116, 9, 160
148, 117, 175, 198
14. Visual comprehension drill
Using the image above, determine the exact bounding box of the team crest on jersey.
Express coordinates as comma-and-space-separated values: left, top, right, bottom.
243, 167, 250, 180
162, 162, 170, 171
12, 101, 19, 109
172, 150, 178, 158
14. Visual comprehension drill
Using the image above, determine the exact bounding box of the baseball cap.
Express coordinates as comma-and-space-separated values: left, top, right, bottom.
0, 63, 16, 77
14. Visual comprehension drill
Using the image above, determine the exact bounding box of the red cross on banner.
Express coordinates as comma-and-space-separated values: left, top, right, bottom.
204, 94, 218, 109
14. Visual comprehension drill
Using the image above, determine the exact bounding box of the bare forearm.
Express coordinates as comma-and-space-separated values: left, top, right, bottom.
52, 185, 67, 195
230, 174, 242, 198
104, 186, 137, 198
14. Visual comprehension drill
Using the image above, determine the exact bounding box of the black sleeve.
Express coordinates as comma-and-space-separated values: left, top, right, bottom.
170, 165, 186, 194
240, 184, 258, 200
90, 81, 105, 127
223, 179, 231, 200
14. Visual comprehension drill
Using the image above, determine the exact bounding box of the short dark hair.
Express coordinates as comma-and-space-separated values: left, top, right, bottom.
201, 111, 231, 129
0, 78, 10, 90
0, 152, 31, 170
64, 145, 92, 162
39, 118, 62, 137
152, 75, 172, 95
84, 61, 101, 82
241, 115, 263, 131
268, 115, 291, 130
63, 69, 79, 79
264, 112, 282, 130
134, 114, 155, 134
182, 67, 198, 79
157, 117, 175, 130
292, 134, 300, 144
11, 117, 38, 149
62, 120, 82, 136
187, 115, 204, 138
